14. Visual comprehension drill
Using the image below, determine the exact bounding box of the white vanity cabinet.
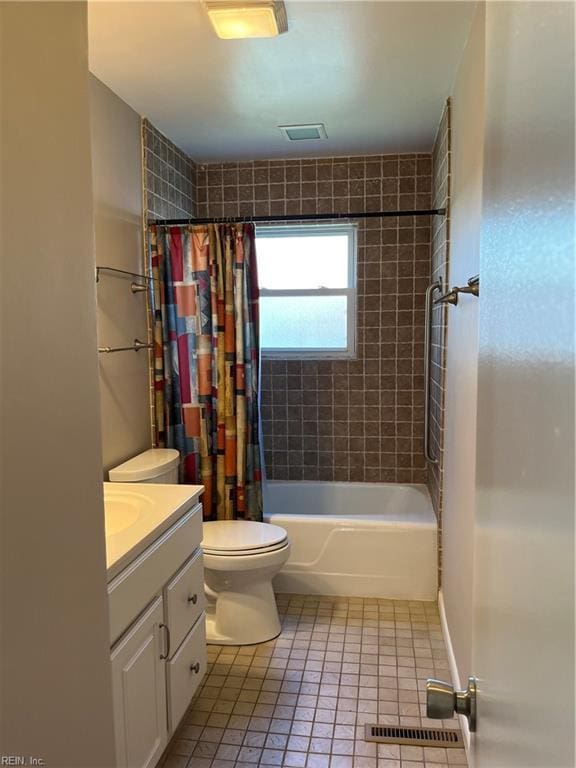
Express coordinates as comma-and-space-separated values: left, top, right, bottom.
108, 496, 206, 768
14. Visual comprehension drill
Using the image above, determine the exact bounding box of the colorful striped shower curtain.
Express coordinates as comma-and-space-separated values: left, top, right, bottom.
149, 224, 262, 521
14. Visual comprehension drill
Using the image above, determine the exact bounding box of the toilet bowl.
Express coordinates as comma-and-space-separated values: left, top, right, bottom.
202, 520, 291, 646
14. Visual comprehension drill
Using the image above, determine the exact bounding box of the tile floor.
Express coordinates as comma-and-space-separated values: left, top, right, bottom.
161, 595, 467, 768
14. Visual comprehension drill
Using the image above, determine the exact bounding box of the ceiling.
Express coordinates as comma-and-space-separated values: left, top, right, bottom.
88, 1, 475, 162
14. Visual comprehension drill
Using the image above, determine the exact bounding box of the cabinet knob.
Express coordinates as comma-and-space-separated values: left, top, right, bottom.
188, 593, 198, 604
190, 662, 200, 674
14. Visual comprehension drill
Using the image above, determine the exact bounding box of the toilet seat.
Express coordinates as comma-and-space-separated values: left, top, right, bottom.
203, 520, 289, 557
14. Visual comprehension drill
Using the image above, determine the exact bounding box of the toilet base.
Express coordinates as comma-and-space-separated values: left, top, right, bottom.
205, 579, 282, 645
203, 541, 291, 646
205, 613, 281, 646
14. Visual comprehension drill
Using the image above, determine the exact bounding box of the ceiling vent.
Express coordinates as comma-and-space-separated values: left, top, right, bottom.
279, 123, 328, 141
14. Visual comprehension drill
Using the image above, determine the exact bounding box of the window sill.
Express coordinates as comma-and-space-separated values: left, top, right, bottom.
261, 350, 357, 361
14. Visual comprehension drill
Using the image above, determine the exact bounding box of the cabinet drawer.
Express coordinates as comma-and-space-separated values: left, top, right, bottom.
167, 614, 206, 733
165, 549, 205, 652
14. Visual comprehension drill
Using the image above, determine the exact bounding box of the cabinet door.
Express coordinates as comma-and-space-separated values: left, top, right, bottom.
111, 596, 168, 768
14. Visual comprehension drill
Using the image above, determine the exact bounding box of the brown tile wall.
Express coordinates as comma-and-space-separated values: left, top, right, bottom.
142, 121, 200, 442
196, 155, 433, 483
427, 101, 451, 581
143, 119, 197, 220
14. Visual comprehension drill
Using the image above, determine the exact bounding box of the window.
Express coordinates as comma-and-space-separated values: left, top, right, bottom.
256, 224, 357, 358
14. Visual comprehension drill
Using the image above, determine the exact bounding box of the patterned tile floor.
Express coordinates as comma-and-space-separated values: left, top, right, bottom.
161, 595, 467, 768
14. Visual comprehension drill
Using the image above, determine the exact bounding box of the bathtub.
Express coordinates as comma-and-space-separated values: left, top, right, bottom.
263, 481, 437, 601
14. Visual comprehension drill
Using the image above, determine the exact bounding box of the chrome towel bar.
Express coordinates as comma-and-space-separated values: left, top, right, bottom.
434, 287, 459, 306
98, 338, 152, 354
96, 265, 156, 294
96, 265, 156, 282
434, 275, 479, 306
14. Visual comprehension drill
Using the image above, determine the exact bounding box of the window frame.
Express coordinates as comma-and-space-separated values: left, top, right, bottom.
256, 223, 357, 360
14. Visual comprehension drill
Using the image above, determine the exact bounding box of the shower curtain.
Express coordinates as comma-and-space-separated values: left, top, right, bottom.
149, 223, 262, 522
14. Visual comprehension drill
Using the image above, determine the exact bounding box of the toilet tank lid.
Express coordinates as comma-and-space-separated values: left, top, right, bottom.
108, 448, 180, 482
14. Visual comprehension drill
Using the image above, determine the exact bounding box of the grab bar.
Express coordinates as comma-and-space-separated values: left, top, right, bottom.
424, 280, 442, 465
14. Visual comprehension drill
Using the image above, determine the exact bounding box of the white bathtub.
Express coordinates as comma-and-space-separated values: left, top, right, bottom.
263, 481, 437, 601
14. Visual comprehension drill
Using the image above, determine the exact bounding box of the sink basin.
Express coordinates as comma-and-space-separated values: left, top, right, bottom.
103, 481, 204, 580
104, 490, 153, 536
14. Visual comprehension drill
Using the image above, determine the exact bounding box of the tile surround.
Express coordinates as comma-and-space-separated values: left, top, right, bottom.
144, 119, 197, 220
142, 120, 199, 441
140, 124, 450, 490
195, 155, 433, 484
195, 156, 432, 221
427, 102, 451, 582
160, 594, 467, 768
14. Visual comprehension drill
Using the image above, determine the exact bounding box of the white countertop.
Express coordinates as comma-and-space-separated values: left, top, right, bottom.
104, 482, 204, 581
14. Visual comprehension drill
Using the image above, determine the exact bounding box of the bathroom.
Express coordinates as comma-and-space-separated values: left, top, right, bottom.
1, 2, 574, 768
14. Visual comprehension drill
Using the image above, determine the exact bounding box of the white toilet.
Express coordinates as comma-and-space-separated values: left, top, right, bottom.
108, 448, 180, 484
108, 449, 290, 646
203, 520, 290, 646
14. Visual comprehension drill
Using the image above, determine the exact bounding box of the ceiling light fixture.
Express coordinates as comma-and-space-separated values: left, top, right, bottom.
205, 0, 288, 39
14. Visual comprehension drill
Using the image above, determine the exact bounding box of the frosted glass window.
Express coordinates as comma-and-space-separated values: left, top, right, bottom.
260, 296, 348, 350
256, 224, 356, 358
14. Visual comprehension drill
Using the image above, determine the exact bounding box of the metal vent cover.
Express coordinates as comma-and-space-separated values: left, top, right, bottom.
364, 724, 462, 748
278, 123, 328, 141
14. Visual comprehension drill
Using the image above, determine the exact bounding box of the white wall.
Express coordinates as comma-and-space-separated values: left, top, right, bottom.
90, 75, 151, 473
441, 1, 485, 681
473, 2, 574, 764
0, 4, 116, 765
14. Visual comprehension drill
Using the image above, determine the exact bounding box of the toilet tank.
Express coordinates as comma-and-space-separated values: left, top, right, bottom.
108, 448, 180, 484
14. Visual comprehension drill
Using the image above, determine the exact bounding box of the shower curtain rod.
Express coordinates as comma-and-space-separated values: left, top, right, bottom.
149, 208, 446, 227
